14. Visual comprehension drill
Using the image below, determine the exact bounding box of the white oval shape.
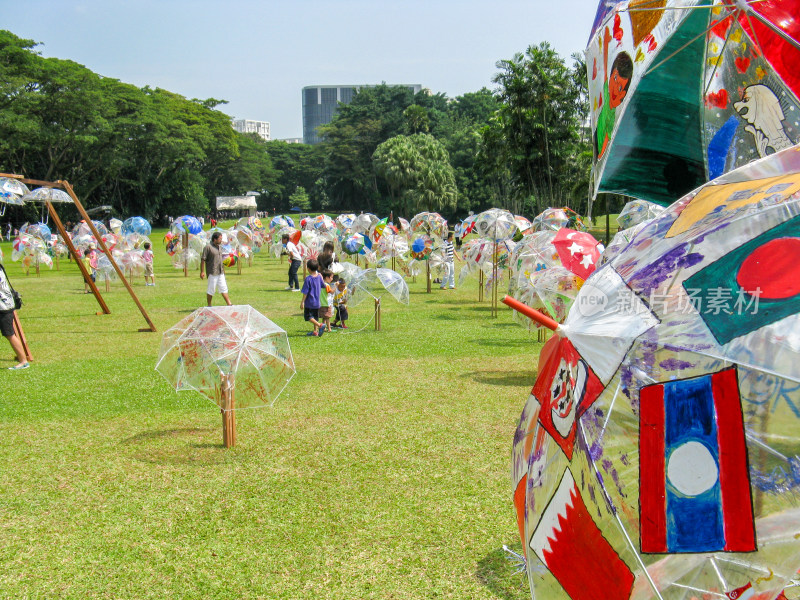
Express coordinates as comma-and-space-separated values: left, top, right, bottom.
667, 441, 719, 497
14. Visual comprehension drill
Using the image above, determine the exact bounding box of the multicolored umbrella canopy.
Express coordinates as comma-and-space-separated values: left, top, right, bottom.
121, 216, 152, 237
409, 211, 448, 240
171, 215, 202, 235
156, 305, 295, 409
270, 215, 295, 232
552, 229, 602, 281
342, 232, 372, 256
532, 207, 587, 232
409, 235, 433, 260
511, 144, 800, 600
588, 0, 800, 206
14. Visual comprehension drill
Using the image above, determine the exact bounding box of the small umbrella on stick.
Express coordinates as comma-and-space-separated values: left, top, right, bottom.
156, 305, 295, 447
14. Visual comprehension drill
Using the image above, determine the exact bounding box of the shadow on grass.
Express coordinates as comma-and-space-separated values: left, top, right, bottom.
471, 338, 532, 348
122, 427, 231, 465
471, 369, 535, 387
475, 546, 528, 600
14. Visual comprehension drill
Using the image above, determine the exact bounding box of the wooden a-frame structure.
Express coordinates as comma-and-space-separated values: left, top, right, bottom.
2, 173, 157, 333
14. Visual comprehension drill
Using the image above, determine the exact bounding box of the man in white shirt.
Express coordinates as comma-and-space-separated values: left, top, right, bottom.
282, 233, 302, 291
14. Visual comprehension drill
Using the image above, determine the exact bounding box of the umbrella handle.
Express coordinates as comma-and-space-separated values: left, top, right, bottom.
501, 295, 560, 332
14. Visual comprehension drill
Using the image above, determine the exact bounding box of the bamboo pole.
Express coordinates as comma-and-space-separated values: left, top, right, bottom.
221, 374, 236, 448
478, 270, 484, 302
45, 200, 110, 314
491, 241, 498, 317
374, 297, 381, 331
426, 260, 431, 293
182, 231, 189, 277
12, 312, 32, 362
61, 181, 157, 332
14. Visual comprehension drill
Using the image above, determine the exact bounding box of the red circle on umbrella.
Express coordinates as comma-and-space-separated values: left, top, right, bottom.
736, 237, 800, 299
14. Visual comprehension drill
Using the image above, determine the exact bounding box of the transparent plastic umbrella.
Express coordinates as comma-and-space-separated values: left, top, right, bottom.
156, 305, 295, 409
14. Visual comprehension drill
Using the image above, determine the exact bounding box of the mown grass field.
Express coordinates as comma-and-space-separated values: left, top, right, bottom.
0, 225, 545, 599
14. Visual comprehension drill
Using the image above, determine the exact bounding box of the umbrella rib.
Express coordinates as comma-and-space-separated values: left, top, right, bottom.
742, 8, 769, 62
577, 422, 665, 600
745, 431, 788, 461
713, 555, 782, 578
744, 2, 800, 52
669, 583, 727, 598
703, 17, 738, 98
645, 9, 723, 77
709, 557, 728, 591
599, 380, 622, 437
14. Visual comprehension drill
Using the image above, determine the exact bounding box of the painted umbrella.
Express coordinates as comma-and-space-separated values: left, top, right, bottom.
156, 305, 295, 409
0, 178, 29, 207
22, 186, 72, 203
171, 215, 202, 235
270, 215, 295, 232
510, 143, 800, 600
588, 0, 800, 206
409, 211, 448, 240
121, 216, 152, 237
552, 229, 603, 281
617, 199, 665, 230
532, 207, 587, 232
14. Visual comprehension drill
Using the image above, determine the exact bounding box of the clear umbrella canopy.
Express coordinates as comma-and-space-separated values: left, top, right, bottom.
156, 305, 295, 409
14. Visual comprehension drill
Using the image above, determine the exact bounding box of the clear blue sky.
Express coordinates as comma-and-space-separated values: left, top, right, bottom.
2, 0, 602, 139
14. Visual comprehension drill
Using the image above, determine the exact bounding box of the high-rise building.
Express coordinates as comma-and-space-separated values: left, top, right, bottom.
231, 119, 271, 141
302, 84, 422, 144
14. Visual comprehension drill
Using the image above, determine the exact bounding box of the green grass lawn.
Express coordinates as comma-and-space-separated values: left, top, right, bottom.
0, 229, 542, 599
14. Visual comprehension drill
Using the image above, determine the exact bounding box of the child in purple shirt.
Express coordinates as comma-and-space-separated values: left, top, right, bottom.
300, 259, 324, 337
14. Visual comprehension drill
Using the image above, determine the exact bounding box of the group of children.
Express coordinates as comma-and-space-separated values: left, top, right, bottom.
299, 258, 349, 337
81, 242, 155, 293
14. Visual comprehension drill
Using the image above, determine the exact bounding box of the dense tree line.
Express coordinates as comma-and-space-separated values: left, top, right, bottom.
0, 29, 599, 224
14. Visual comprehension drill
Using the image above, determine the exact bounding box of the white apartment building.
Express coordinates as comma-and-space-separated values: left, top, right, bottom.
231, 119, 271, 141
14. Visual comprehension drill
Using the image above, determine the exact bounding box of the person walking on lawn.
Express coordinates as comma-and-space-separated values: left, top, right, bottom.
200, 231, 232, 307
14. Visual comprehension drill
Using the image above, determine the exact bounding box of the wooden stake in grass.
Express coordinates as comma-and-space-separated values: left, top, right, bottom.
12, 312, 33, 362
220, 373, 237, 448
374, 297, 381, 331
426, 260, 431, 294
182, 231, 189, 278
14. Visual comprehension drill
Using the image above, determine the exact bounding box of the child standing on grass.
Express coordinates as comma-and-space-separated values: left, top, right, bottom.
332, 278, 349, 329
318, 270, 334, 334
142, 242, 155, 286
300, 259, 324, 337
82, 249, 96, 293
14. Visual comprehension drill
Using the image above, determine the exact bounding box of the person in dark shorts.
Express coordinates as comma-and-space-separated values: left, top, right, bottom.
0, 264, 28, 369
300, 259, 324, 336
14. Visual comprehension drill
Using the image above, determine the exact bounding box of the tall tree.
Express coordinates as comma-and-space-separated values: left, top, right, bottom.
373, 133, 457, 215
485, 42, 587, 215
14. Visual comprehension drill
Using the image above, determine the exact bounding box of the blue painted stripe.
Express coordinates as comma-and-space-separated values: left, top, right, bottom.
664, 376, 725, 552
